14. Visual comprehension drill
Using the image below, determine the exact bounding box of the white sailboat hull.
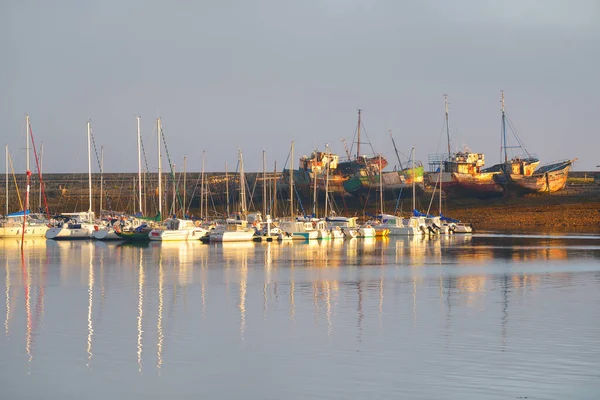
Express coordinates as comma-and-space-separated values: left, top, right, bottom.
0, 224, 48, 238
148, 227, 207, 241
45, 224, 95, 240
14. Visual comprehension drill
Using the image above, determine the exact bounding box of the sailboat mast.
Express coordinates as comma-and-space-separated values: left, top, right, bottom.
157, 117, 162, 218
501, 90, 508, 164
379, 154, 384, 215
312, 156, 317, 217
445, 95, 451, 161
137, 116, 143, 215
200, 150, 205, 219
262, 150, 267, 217
87, 119, 92, 214
239, 150, 246, 217
411, 147, 416, 211
290, 141, 294, 218
356, 109, 362, 158
25, 115, 30, 213
183, 156, 187, 218
272, 161, 277, 218
38, 143, 43, 212
225, 162, 229, 216
100, 145, 104, 215
4, 145, 7, 215
324, 146, 330, 217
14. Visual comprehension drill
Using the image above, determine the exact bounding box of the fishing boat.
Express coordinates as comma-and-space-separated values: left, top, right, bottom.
500, 159, 575, 195
344, 133, 424, 200
280, 110, 387, 204
488, 92, 573, 195
428, 96, 504, 198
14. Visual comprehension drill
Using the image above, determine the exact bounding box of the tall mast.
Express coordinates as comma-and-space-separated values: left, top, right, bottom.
411, 147, 416, 212
25, 115, 30, 213
262, 150, 267, 217
183, 156, 187, 218
38, 143, 44, 212
290, 141, 294, 218
389, 130, 403, 170
87, 119, 92, 215
272, 161, 277, 218
172, 164, 176, 217
312, 155, 317, 217
379, 154, 384, 216
324, 145, 330, 217
501, 90, 508, 164
100, 145, 104, 215
200, 150, 205, 219
5, 145, 8, 215
239, 150, 246, 217
225, 162, 229, 216
157, 118, 162, 218
444, 95, 451, 161
356, 109, 362, 158
137, 116, 143, 215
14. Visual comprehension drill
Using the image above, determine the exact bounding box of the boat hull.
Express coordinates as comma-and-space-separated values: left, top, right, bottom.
501, 162, 572, 195
45, 225, 94, 240
343, 168, 425, 200
443, 172, 503, 198
0, 225, 48, 238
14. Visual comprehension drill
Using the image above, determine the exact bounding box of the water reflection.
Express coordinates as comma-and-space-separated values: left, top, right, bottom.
0, 235, 599, 398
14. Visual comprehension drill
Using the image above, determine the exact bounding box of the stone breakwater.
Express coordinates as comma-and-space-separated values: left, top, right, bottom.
1, 172, 599, 231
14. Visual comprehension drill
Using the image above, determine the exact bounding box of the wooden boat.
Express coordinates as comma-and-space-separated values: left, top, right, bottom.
501, 159, 575, 195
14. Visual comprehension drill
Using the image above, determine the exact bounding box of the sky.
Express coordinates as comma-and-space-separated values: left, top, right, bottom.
1, 0, 599, 173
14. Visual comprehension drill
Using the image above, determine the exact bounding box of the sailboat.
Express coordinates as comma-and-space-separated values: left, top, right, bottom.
149, 118, 207, 241
0, 117, 50, 239
209, 150, 257, 242
46, 120, 96, 239
377, 148, 426, 236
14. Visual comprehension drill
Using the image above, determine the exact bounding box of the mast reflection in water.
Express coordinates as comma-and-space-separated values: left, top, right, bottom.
0, 234, 599, 399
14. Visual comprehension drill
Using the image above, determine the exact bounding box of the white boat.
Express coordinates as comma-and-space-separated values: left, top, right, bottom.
209, 218, 256, 242
208, 150, 257, 243
278, 219, 319, 240
0, 211, 48, 238
149, 218, 208, 241
47, 120, 97, 241
326, 216, 358, 238
2, 117, 50, 239
45, 212, 96, 240
378, 214, 425, 236
357, 225, 377, 238
329, 226, 345, 239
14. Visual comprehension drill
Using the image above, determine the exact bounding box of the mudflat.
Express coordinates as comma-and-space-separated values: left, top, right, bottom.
444, 184, 600, 231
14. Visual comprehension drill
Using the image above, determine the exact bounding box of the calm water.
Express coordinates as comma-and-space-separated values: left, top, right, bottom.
1, 234, 600, 400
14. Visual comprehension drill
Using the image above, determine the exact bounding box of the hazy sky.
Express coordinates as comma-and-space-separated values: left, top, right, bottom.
2, 0, 599, 173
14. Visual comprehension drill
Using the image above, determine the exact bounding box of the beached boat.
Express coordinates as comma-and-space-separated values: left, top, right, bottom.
500, 159, 575, 195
